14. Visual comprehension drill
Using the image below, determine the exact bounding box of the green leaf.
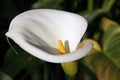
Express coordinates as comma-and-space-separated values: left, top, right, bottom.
85, 25, 120, 80
1, 45, 40, 77
0, 71, 13, 80
89, 53, 120, 80
100, 18, 118, 32
81, 9, 103, 24
102, 0, 116, 13
78, 59, 97, 80
103, 25, 120, 68
32, 0, 63, 9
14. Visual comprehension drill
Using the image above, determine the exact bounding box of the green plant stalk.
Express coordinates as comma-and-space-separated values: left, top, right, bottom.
31, 71, 40, 80
43, 64, 49, 80
66, 75, 76, 80
87, 0, 94, 12
102, 0, 116, 13
102, 0, 108, 8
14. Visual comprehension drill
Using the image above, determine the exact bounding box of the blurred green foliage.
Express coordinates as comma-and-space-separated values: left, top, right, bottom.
0, 0, 120, 80
0, 71, 13, 80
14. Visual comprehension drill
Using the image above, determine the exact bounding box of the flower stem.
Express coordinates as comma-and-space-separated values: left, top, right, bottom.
87, 0, 94, 12
102, 0, 115, 13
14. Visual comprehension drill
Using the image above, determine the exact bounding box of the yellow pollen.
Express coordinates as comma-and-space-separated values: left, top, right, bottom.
58, 40, 67, 54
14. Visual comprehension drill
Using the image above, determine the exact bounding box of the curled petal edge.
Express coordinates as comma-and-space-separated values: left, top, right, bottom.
6, 32, 93, 63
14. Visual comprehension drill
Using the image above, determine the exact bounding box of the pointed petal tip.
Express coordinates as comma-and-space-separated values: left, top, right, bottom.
84, 42, 94, 51
5, 32, 11, 38
5, 31, 16, 40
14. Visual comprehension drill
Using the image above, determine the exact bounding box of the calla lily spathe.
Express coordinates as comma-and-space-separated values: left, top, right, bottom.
5, 9, 93, 63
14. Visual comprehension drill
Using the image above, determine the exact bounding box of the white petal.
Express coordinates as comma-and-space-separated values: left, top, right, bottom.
6, 9, 89, 63
6, 9, 87, 51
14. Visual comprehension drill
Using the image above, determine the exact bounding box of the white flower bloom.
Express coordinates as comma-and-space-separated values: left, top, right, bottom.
5, 9, 93, 63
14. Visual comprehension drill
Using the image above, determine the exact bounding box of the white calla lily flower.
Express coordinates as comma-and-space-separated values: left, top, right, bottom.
5, 9, 93, 63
